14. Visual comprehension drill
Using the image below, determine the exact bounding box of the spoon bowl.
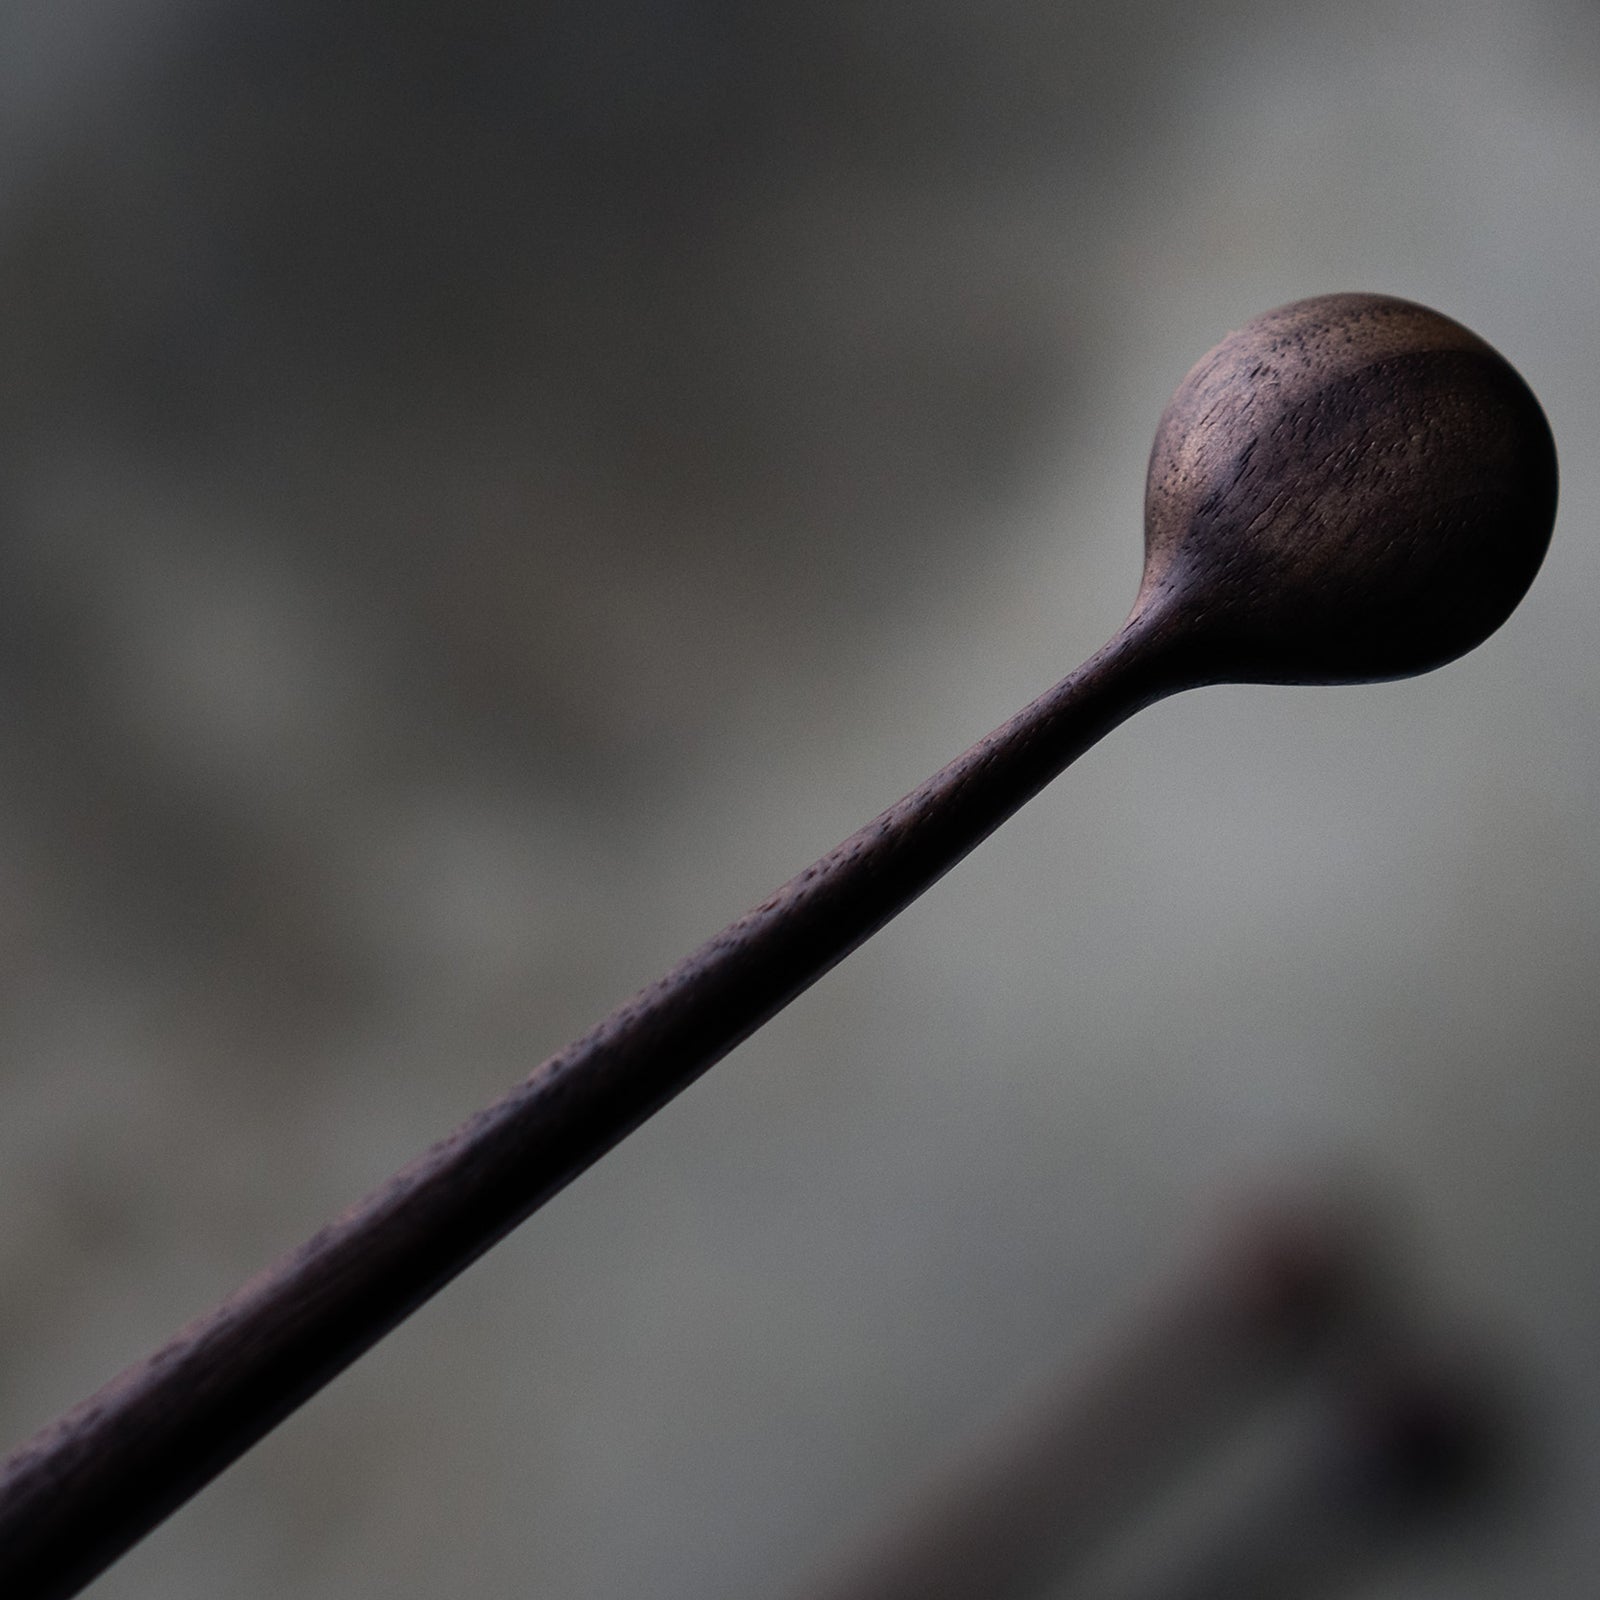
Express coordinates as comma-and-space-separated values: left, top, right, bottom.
1134, 293, 1558, 686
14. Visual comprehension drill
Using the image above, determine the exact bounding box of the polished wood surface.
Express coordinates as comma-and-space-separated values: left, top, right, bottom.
0, 294, 1557, 1599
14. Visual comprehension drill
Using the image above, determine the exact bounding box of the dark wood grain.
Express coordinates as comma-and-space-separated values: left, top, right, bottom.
0, 294, 1557, 1599
1138, 294, 1556, 685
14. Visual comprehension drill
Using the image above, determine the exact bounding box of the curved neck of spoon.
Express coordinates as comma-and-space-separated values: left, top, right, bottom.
0, 600, 1185, 1600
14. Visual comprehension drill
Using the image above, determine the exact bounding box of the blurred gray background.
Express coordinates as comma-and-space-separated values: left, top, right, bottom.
0, 0, 1597, 1594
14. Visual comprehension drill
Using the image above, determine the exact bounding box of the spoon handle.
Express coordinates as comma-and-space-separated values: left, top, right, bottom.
0, 612, 1175, 1600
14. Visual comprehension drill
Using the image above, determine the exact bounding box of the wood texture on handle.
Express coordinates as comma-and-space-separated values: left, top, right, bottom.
0, 611, 1177, 1600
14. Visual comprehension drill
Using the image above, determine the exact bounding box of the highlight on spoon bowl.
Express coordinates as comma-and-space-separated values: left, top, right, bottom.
1132, 293, 1558, 686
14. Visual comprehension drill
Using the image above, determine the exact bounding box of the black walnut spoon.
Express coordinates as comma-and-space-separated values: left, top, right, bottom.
0, 293, 1557, 1598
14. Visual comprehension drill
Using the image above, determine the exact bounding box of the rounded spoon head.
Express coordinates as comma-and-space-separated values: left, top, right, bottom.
1135, 293, 1558, 686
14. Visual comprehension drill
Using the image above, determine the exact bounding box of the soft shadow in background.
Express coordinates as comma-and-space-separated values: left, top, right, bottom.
0, 2, 1597, 1595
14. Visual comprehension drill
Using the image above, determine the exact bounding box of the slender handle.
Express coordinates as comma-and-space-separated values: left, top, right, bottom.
0, 613, 1177, 1599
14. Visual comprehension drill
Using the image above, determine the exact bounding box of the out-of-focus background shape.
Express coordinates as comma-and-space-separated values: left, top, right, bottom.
0, 0, 1595, 1594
